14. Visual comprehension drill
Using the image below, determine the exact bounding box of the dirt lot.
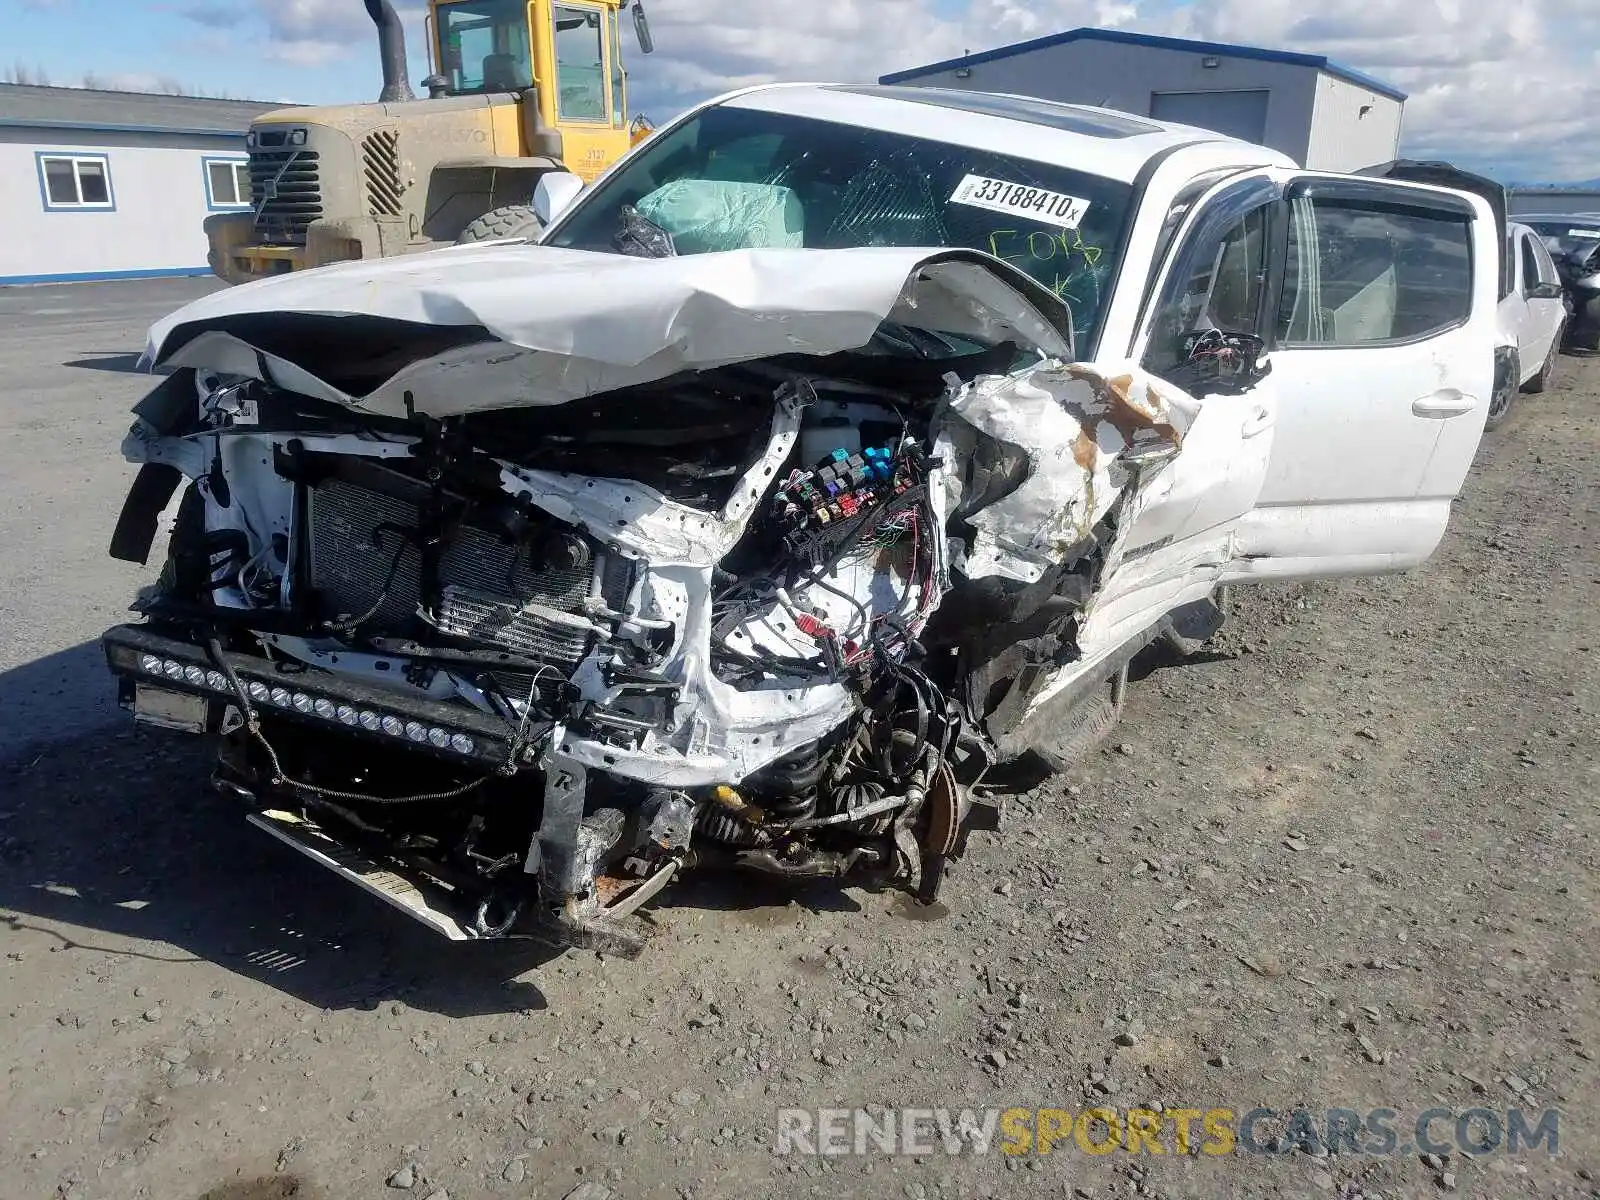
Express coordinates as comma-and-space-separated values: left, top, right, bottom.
1, 282, 1596, 1200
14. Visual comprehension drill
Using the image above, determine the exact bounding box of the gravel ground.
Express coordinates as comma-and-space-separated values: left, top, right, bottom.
0, 284, 1595, 1200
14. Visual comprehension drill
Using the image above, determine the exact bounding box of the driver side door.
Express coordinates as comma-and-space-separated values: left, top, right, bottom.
1075, 175, 1279, 656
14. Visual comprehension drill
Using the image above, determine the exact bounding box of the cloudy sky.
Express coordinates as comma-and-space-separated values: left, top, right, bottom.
9, 0, 1598, 181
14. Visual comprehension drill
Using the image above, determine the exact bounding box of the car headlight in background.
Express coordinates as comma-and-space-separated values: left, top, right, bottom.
245, 130, 258, 149
288, 128, 308, 147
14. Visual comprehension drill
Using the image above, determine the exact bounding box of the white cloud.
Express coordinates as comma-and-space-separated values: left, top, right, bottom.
174, 0, 426, 78
627, 0, 1600, 181
166, 0, 1597, 180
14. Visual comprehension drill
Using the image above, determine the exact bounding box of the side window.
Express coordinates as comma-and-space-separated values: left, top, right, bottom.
1520, 235, 1541, 294
37, 153, 113, 210
1278, 196, 1472, 346
553, 4, 606, 122
1143, 203, 1270, 385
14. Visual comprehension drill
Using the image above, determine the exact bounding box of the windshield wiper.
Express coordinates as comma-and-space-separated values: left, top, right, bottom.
872, 321, 969, 359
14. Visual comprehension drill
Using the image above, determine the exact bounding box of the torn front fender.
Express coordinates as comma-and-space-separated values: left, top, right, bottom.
934, 361, 1195, 584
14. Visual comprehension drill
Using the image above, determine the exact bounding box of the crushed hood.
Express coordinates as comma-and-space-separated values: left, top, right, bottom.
146, 244, 1078, 418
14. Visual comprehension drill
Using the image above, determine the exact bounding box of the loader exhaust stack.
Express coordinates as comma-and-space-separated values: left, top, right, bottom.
365, 0, 416, 103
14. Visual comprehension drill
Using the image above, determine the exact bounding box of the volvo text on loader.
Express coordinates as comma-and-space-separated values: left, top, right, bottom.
205, 0, 655, 284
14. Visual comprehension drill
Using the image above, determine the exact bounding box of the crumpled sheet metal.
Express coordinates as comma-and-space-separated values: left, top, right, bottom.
936, 361, 1196, 584
144, 246, 1075, 418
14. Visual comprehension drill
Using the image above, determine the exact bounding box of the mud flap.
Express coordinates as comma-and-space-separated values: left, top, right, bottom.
109, 463, 182, 565
1161, 596, 1227, 655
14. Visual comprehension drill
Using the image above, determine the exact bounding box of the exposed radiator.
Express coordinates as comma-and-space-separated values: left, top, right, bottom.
305, 474, 629, 670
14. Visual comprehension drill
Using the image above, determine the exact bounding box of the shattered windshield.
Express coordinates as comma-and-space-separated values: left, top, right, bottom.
544, 104, 1134, 354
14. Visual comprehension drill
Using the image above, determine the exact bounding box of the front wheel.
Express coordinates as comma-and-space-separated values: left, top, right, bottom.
1523, 329, 1561, 394
457, 205, 544, 245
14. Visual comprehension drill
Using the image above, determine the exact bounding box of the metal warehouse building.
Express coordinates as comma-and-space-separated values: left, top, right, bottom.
881, 28, 1406, 174
0, 84, 289, 285
1511, 189, 1600, 217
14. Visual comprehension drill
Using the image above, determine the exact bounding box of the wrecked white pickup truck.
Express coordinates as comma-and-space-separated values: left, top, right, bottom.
103, 85, 1500, 954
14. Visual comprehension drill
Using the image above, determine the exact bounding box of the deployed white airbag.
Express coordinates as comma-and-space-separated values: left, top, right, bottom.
635, 179, 805, 253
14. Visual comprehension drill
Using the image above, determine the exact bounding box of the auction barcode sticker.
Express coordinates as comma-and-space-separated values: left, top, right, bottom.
949, 174, 1090, 230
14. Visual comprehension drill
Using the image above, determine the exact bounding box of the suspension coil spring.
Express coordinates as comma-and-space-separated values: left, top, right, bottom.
746, 744, 823, 821
694, 805, 767, 847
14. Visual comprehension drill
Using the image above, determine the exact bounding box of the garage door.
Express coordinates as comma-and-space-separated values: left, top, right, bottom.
1149, 89, 1270, 143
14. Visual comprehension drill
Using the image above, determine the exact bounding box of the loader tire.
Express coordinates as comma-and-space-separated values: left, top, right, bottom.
457, 205, 544, 245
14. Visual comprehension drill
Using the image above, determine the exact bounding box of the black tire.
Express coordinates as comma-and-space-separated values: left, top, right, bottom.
1484, 347, 1520, 432
1523, 328, 1561, 394
1029, 683, 1125, 772
457, 204, 544, 245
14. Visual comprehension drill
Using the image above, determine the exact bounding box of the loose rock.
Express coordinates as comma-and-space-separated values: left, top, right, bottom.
388, 1164, 417, 1190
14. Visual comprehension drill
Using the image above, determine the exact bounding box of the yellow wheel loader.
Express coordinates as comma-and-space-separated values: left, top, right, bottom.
205, 0, 656, 284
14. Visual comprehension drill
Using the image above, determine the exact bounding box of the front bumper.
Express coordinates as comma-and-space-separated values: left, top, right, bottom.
209, 244, 310, 286
102, 624, 517, 770
104, 623, 680, 953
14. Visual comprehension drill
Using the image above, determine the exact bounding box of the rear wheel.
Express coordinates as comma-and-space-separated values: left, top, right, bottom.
1484, 347, 1520, 431
457, 205, 544, 245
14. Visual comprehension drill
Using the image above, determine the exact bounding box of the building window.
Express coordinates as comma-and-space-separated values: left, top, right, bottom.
36, 153, 114, 211
204, 157, 252, 209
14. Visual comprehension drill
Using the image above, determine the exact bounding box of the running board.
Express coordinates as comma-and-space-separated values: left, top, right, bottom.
247, 809, 475, 941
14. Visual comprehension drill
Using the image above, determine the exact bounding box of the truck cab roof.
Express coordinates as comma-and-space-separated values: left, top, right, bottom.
718, 82, 1295, 184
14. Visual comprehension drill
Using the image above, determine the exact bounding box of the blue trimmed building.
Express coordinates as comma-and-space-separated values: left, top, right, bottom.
880, 28, 1406, 174
0, 84, 292, 285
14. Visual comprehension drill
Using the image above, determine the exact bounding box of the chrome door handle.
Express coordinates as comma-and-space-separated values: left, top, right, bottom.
1412, 390, 1475, 418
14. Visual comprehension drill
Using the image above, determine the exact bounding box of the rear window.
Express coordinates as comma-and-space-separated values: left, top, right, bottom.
544, 104, 1135, 354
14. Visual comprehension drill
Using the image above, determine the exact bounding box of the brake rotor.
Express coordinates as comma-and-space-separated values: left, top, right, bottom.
922, 758, 965, 856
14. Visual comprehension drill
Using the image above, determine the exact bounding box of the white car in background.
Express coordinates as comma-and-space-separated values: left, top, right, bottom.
1490, 220, 1568, 428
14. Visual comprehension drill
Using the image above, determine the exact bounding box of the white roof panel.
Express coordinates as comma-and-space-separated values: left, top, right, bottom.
722, 83, 1279, 184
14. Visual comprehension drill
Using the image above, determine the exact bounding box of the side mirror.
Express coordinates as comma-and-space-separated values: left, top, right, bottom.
632, 1, 655, 54
533, 171, 585, 226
